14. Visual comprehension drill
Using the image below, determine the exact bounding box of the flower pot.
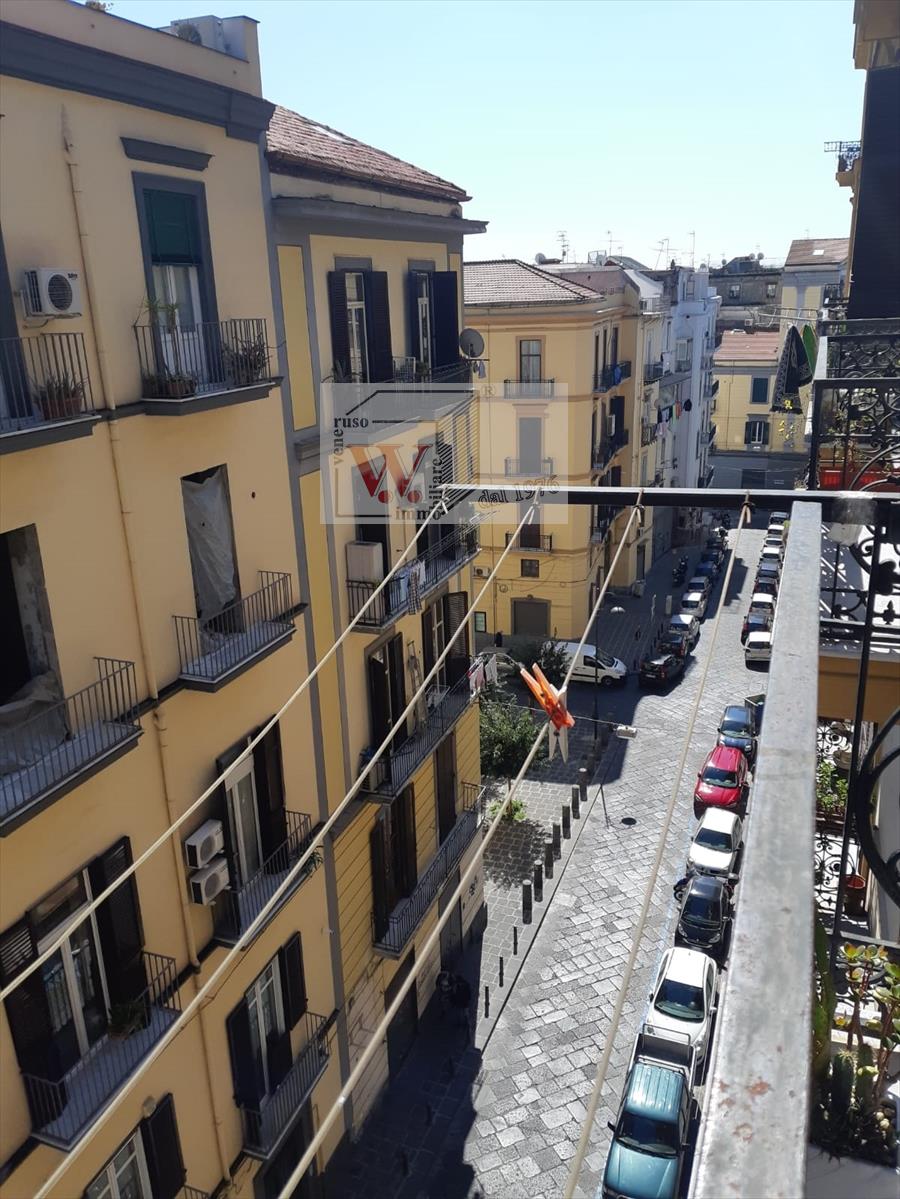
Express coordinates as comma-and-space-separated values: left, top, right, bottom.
36, 387, 83, 421
843, 873, 866, 917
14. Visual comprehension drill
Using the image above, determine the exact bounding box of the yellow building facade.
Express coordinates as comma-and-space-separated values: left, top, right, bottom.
0, 5, 341, 1198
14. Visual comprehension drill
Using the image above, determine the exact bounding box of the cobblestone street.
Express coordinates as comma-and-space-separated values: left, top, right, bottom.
324, 527, 769, 1199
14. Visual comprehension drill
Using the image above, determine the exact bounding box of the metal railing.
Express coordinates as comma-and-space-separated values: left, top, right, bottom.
175, 571, 293, 685
705, 378, 719, 398
503, 379, 555, 398
643, 360, 664, 383
707, 423, 716, 445
239, 1010, 330, 1158
595, 361, 632, 391
640, 421, 656, 448
180, 1188, 210, 1199
135, 318, 273, 400
0, 332, 95, 434
368, 658, 472, 796
22, 950, 180, 1148
824, 139, 862, 172
504, 456, 554, 477
374, 782, 487, 954
391, 355, 417, 381
505, 529, 553, 552
0, 658, 141, 826
692, 502, 821, 1199
346, 521, 479, 626
214, 810, 315, 943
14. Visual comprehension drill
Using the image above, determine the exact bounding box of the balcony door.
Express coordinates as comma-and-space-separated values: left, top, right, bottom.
517, 416, 543, 474
181, 465, 240, 625
367, 634, 407, 755
435, 735, 457, 844
247, 958, 288, 1099
216, 722, 289, 891
519, 339, 542, 383
226, 757, 264, 884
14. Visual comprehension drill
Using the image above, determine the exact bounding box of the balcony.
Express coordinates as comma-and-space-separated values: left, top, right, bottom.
346, 520, 480, 628
0, 332, 99, 454
214, 810, 317, 945
640, 421, 655, 448
238, 1010, 330, 1159
23, 951, 179, 1149
705, 377, 720, 398
643, 360, 664, 383
174, 571, 294, 690
374, 782, 487, 957
134, 318, 277, 414
0, 658, 141, 835
503, 379, 555, 399
504, 456, 554, 477
505, 529, 553, 552
367, 658, 473, 797
594, 361, 632, 391
707, 422, 717, 445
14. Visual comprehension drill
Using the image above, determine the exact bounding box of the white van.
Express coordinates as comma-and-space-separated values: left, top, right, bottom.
561, 642, 628, 686
680, 591, 708, 620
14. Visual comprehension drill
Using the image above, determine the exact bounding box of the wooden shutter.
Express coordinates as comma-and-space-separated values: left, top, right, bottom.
370, 817, 392, 942
252, 721, 288, 864
141, 1093, 186, 1199
327, 271, 351, 378
368, 652, 391, 746
406, 272, 422, 361
0, 917, 57, 1082
610, 326, 619, 366
762, 422, 770, 445
144, 190, 201, 264
744, 421, 753, 445
395, 787, 418, 896
266, 1025, 293, 1091
88, 838, 145, 1006
215, 738, 247, 884
387, 634, 407, 737
610, 465, 622, 488
279, 933, 307, 1027
444, 592, 470, 658
609, 394, 625, 442
364, 271, 393, 382
226, 999, 264, 1107
431, 271, 459, 368
421, 605, 435, 677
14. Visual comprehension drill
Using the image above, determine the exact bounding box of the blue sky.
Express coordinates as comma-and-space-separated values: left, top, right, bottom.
110, 0, 863, 267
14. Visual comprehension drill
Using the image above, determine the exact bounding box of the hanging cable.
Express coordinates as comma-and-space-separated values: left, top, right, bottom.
562, 498, 752, 1199
272, 501, 644, 1199
29, 498, 541, 1199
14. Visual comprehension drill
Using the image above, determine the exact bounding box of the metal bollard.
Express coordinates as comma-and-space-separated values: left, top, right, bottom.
499, 956, 504, 987
562, 804, 571, 838
522, 879, 533, 923
552, 822, 562, 858
571, 783, 581, 819
484, 985, 490, 1018
533, 861, 543, 903
513, 925, 518, 955
544, 839, 554, 879
578, 766, 589, 806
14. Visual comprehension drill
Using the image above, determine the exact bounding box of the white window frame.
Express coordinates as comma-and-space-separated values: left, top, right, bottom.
225, 755, 264, 884
85, 1130, 152, 1199
728, 283, 741, 299
345, 272, 369, 382
246, 957, 286, 1098
416, 274, 432, 372
747, 419, 767, 446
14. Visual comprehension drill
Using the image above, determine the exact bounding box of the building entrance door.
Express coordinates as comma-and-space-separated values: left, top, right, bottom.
385, 951, 418, 1077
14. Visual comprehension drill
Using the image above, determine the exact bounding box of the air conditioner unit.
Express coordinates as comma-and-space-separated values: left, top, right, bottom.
184, 819, 225, 870
473, 565, 488, 578
189, 857, 229, 905
22, 268, 83, 318
346, 541, 384, 584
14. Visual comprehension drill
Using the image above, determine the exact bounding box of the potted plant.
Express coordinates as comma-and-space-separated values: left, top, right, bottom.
224, 333, 269, 387
108, 998, 147, 1039
35, 372, 84, 420
843, 872, 867, 918
816, 757, 848, 830
136, 297, 198, 399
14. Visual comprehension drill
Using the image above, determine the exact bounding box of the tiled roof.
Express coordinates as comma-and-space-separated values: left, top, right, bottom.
714, 330, 781, 364
784, 238, 850, 267
266, 105, 469, 203
463, 260, 601, 306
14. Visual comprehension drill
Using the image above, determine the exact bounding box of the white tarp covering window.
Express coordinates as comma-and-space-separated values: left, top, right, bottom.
181, 468, 239, 621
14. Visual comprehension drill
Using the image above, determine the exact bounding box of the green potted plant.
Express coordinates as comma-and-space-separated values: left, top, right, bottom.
137, 296, 197, 400
35, 372, 84, 420
108, 998, 146, 1039
224, 333, 269, 387
816, 758, 848, 830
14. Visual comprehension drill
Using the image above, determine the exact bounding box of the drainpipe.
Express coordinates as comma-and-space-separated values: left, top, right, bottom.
60, 110, 231, 1185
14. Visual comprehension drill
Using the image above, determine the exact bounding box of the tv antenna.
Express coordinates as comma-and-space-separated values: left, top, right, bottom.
557, 229, 570, 261
687, 231, 696, 269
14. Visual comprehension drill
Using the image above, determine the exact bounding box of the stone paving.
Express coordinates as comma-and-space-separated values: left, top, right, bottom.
323, 526, 769, 1199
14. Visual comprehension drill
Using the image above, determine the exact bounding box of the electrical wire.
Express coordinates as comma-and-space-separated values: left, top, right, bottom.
30, 498, 541, 1199
562, 499, 752, 1199
273, 501, 644, 1199
1, 498, 455, 1006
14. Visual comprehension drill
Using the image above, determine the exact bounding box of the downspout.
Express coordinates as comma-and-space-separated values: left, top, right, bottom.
60, 109, 231, 1185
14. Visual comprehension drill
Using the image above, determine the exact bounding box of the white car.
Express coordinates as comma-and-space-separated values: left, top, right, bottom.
759, 546, 783, 568
768, 520, 787, 537
748, 592, 776, 617
562, 642, 628, 686
688, 809, 743, 877
763, 536, 785, 555
745, 630, 773, 664
680, 590, 708, 620
688, 575, 711, 597
646, 946, 718, 1066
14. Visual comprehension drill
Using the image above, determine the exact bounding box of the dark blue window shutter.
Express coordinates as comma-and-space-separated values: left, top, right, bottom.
144, 190, 201, 264
364, 271, 393, 382
226, 999, 265, 1107
407, 272, 422, 361
88, 837, 145, 1005
279, 933, 307, 1027
141, 1093, 186, 1199
431, 271, 459, 368
252, 720, 287, 864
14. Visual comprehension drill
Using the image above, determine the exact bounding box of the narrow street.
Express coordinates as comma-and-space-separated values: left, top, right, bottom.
325, 525, 770, 1199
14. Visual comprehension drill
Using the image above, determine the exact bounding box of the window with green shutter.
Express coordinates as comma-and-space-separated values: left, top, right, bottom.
751, 376, 769, 405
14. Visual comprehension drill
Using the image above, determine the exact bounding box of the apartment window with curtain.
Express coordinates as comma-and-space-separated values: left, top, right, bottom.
518, 339, 542, 382
751, 376, 769, 404
327, 269, 392, 382
371, 789, 417, 942
215, 721, 288, 896
85, 1095, 187, 1199
745, 418, 769, 447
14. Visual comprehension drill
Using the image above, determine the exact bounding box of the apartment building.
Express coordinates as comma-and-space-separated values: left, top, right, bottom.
264, 107, 489, 1144
0, 5, 342, 1199
707, 254, 782, 331
780, 237, 848, 318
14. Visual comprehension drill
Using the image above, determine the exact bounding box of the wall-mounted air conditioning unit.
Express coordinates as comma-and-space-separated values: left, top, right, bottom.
184, 819, 225, 870
473, 565, 488, 578
346, 541, 384, 583
22, 268, 83, 318
189, 857, 230, 905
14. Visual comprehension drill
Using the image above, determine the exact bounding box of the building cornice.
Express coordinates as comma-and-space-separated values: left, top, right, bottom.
272, 195, 487, 238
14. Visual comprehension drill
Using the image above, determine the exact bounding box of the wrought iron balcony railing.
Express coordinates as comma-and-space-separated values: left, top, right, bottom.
707, 422, 717, 445
824, 139, 862, 172
374, 783, 487, 955
0, 332, 96, 440
23, 950, 180, 1149
239, 1010, 329, 1158
503, 379, 555, 398
640, 421, 655, 448
643, 360, 664, 383
595, 361, 632, 391
705, 378, 720, 398
174, 571, 294, 688
505, 529, 553, 552
367, 658, 473, 796
504, 456, 554, 477
346, 521, 480, 627
214, 810, 317, 944
0, 658, 141, 832
135, 318, 274, 401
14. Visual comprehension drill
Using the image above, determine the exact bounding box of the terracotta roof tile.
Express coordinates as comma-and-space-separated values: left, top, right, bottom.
464, 260, 601, 306
714, 330, 781, 364
266, 105, 469, 203
784, 237, 850, 267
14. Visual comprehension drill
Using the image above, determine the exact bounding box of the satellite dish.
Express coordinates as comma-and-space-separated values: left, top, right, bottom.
459, 328, 485, 359
535, 252, 547, 264
757, 252, 765, 261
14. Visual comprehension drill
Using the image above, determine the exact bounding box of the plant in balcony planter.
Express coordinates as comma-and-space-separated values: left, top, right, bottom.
816, 758, 848, 827
35, 372, 84, 420
224, 334, 269, 387
108, 998, 147, 1039
137, 296, 197, 398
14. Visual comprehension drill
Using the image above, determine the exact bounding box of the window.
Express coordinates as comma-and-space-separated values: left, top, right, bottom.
685, 277, 695, 299
766, 283, 777, 299
371, 789, 418, 940
345, 272, 369, 382
0, 525, 59, 707
421, 592, 470, 688
521, 559, 540, 579
86, 1096, 186, 1199
216, 722, 288, 894
676, 338, 692, 370
640, 453, 648, 486
728, 283, 741, 299
474, 611, 487, 634
407, 269, 458, 373
823, 283, 841, 304
745, 419, 769, 447
413, 273, 432, 373
327, 269, 392, 382
518, 339, 542, 383
517, 415, 543, 473
750, 377, 769, 405
610, 326, 619, 366
368, 633, 408, 750
181, 466, 240, 622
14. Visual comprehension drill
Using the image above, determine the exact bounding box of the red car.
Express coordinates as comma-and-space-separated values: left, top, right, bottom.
693, 745, 747, 815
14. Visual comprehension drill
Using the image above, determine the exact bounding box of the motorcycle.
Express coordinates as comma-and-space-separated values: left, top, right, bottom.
672, 564, 687, 586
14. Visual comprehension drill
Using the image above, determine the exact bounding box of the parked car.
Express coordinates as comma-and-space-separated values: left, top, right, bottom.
647, 947, 718, 1067
668, 613, 700, 650
687, 808, 743, 877
716, 703, 758, 764
687, 575, 711, 597
770, 510, 789, 523
760, 546, 783, 568
700, 549, 723, 573
660, 631, 691, 660
675, 874, 732, 961
768, 519, 787, 537
561, 642, 628, 686
693, 744, 747, 815
748, 592, 777, 618
763, 535, 785, 553
639, 653, 685, 688
679, 590, 708, 620
741, 611, 772, 644
694, 560, 718, 583
745, 630, 773, 666
602, 1030, 695, 1199
751, 576, 778, 598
